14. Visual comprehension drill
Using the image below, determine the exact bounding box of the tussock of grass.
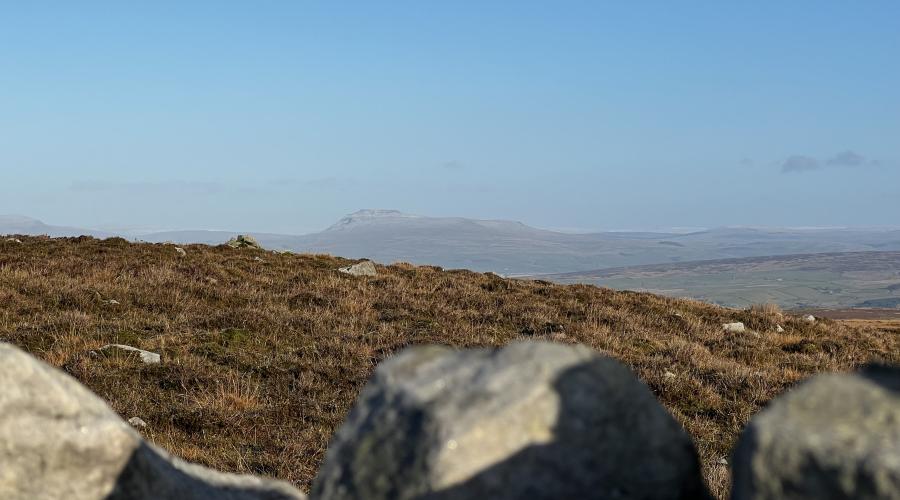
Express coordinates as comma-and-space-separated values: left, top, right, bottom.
1, 236, 897, 498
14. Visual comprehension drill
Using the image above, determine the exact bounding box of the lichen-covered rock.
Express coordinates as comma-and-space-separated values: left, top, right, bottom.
337, 260, 377, 277
0, 343, 306, 500
312, 341, 709, 500
732, 364, 900, 500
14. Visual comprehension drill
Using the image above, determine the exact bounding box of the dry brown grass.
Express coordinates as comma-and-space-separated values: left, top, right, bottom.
1, 236, 898, 498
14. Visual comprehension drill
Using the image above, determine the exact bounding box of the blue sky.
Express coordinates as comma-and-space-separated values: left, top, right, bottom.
1, 2, 898, 233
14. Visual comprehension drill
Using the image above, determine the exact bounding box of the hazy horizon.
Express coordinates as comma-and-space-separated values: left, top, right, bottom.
5, 209, 900, 239
2, 3, 898, 234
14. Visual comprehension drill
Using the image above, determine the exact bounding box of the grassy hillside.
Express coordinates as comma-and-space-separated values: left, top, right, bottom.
1, 236, 897, 497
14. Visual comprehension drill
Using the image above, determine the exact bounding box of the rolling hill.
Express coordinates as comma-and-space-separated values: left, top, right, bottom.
5, 210, 900, 276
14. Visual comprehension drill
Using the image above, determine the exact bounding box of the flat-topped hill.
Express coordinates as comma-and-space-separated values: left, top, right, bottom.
1, 236, 897, 497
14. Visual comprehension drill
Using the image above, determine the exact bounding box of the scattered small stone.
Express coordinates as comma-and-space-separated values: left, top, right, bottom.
723, 322, 746, 334
174, 247, 186, 257
226, 234, 262, 249
204, 277, 219, 285
5, 237, 23, 244
100, 344, 161, 364
104, 299, 121, 305
717, 457, 728, 466
664, 370, 677, 379
803, 314, 816, 323
128, 417, 148, 429
775, 324, 785, 333
338, 260, 377, 277
253, 256, 265, 262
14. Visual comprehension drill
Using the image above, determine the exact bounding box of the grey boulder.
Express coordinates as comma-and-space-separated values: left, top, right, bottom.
226, 235, 263, 250
0, 343, 306, 500
723, 322, 747, 334
312, 341, 709, 500
732, 364, 900, 500
338, 261, 377, 277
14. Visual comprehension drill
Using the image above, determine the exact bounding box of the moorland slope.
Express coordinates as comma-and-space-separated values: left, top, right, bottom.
0, 236, 897, 497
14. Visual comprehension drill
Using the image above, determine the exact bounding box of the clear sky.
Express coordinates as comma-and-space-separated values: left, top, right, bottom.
2, 2, 898, 234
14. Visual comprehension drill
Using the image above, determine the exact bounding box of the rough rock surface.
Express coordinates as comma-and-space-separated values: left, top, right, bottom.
732, 364, 900, 500
226, 235, 263, 250
337, 260, 377, 277
128, 417, 148, 429
100, 344, 161, 364
312, 341, 709, 500
0, 343, 306, 500
723, 322, 747, 333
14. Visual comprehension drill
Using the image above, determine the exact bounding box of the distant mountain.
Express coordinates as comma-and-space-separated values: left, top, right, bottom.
0, 215, 114, 239
5, 210, 900, 275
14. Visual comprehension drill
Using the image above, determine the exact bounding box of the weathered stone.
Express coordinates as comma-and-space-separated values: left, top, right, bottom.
0, 343, 306, 500
337, 260, 377, 277
732, 364, 900, 500
775, 324, 785, 333
100, 344, 161, 364
802, 314, 816, 323
128, 417, 148, 429
723, 322, 746, 333
5, 237, 23, 244
312, 341, 709, 500
226, 235, 262, 250
175, 247, 187, 257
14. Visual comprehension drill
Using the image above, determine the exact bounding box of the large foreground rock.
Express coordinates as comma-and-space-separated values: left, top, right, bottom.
732, 364, 900, 500
312, 341, 709, 500
0, 343, 306, 500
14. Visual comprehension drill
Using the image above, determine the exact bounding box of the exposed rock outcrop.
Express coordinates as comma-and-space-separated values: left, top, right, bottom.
732, 364, 900, 500
337, 260, 377, 277
226, 235, 262, 250
312, 341, 710, 500
0, 343, 306, 500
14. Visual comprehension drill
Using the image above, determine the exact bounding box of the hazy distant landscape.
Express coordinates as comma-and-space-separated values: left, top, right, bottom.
5, 210, 900, 274
5, 210, 900, 311
544, 251, 900, 310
